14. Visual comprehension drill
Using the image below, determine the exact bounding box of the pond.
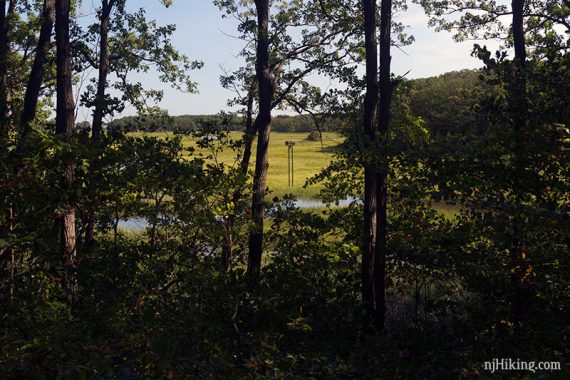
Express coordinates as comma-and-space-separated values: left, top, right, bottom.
294, 197, 357, 208
117, 197, 359, 230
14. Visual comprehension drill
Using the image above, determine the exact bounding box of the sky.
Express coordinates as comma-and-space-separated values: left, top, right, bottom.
76, 0, 502, 122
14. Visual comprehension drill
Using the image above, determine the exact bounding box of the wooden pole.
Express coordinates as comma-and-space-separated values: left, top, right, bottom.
288, 145, 291, 186
290, 145, 295, 187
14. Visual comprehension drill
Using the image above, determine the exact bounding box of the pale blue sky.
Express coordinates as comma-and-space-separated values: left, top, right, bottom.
76, 1, 501, 122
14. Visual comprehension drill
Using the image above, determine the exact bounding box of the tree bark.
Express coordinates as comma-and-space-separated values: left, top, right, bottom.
222, 78, 257, 272
0, 0, 7, 139
91, 0, 114, 141
510, 0, 531, 323
55, 0, 77, 297
0, 0, 15, 144
239, 79, 257, 178
20, 0, 55, 137
247, 0, 273, 279
85, 0, 115, 247
373, 0, 393, 330
361, 0, 379, 317
511, 0, 527, 183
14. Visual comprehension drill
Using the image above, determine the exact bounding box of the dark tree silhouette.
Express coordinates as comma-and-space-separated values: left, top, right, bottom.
55, 0, 77, 296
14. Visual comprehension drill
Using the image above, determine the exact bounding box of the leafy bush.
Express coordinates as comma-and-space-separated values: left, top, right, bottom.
306, 130, 320, 141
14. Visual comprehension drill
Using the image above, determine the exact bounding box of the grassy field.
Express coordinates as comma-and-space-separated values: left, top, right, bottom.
131, 131, 342, 199
129, 131, 460, 219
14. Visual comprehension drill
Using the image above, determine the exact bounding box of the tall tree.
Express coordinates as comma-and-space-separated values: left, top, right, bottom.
20, 0, 55, 137
85, 0, 116, 246
509, 0, 531, 322
90, 0, 115, 142
361, 0, 379, 319
80, 0, 200, 246
0, 0, 16, 145
216, 0, 355, 278
373, 0, 393, 330
248, 0, 273, 278
361, 0, 395, 330
0, 0, 7, 139
76, 1, 200, 127
55, 0, 76, 296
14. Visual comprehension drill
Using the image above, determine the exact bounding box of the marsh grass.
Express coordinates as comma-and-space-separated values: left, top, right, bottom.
128, 132, 460, 218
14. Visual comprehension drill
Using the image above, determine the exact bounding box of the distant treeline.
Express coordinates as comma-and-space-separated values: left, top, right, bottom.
105, 69, 486, 136
107, 113, 333, 133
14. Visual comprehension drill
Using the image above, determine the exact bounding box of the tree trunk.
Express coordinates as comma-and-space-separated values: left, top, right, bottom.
373, 0, 393, 330
91, 0, 113, 141
222, 78, 256, 272
361, 0, 379, 317
20, 0, 55, 138
85, 0, 115, 246
510, 0, 531, 323
247, 0, 272, 279
55, 0, 77, 297
511, 0, 527, 203
0, 0, 15, 144
239, 79, 257, 178
0, 0, 7, 140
